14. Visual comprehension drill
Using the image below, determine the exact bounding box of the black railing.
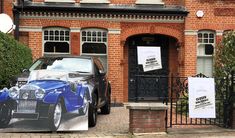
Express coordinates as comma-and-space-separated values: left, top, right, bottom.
131, 72, 235, 128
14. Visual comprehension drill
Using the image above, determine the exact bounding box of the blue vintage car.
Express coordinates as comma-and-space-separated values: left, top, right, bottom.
0, 56, 111, 131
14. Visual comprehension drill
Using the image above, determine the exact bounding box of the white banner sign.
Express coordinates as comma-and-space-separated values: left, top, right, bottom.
137, 46, 162, 72
188, 77, 216, 118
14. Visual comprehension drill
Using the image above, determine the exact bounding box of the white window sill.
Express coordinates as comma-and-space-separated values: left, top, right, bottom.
135, 0, 164, 5
45, 0, 75, 3
80, 0, 110, 4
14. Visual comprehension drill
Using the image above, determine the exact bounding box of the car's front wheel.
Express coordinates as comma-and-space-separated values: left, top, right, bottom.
48, 101, 62, 131
0, 102, 12, 128
88, 93, 97, 127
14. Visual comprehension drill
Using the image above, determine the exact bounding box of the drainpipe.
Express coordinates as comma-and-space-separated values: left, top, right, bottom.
14, 0, 24, 40
13, 8, 20, 40
1, 0, 3, 13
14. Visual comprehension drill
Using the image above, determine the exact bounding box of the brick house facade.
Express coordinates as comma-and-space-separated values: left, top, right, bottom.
2, 0, 235, 103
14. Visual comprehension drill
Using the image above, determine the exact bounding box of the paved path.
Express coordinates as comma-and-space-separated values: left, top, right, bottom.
1, 107, 235, 138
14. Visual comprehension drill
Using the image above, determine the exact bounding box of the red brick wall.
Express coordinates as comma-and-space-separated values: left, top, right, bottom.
185, 0, 235, 30
183, 35, 197, 76
129, 109, 166, 133
19, 32, 29, 46
28, 32, 43, 59
108, 34, 123, 103
121, 23, 184, 43
3, 0, 13, 17
70, 32, 80, 55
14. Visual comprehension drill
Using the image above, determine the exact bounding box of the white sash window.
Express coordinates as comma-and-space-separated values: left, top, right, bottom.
81, 28, 108, 71
197, 31, 215, 77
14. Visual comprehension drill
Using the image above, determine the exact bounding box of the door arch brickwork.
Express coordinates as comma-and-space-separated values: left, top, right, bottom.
121, 23, 184, 102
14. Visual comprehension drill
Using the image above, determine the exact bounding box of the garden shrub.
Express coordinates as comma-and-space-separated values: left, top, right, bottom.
0, 32, 32, 88
215, 31, 235, 78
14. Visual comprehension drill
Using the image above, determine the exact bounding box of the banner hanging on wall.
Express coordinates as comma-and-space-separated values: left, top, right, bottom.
188, 77, 216, 118
137, 46, 162, 72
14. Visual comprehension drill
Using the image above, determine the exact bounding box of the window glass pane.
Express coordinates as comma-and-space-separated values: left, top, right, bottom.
60, 31, 64, 36
203, 38, 208, 43
87, 37, 91, 41
203, 33, 208, 38
103, 37, 107, 42
197, 44, 204, 55
209, 33, 214, 38
55, 30, 59, 35
198, 38, 202, 43
87, 31, 91, 36
44, 42, 69, 53
209, 39, 214, 43
197, 57, 213, 77
65, 37, 69, 41
50, 36, 54, 41
92, 31, 96, 37
92, 37, 97, 42
65, 31, 69, 36
44, 30, 48, 35
98, 32, 102, 36
60, 36, 64, 41
55, 36, 59, 41
82, 31, 86, 36
82, 37, 86, 41
205, 44, 214, 55
198, 33, 202, 38
98, 37, 102, 42
50, 31, 54, 35
44, 36, 48, 40
82, 43, 106, 54
103, 32, 107, 37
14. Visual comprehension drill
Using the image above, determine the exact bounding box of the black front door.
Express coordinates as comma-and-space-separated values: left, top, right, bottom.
128, 34, 169, 101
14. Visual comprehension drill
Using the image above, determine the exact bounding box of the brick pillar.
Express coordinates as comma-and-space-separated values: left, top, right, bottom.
125, 103, 167, 134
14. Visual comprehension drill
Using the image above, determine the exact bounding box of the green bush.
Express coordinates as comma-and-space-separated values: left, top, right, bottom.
215, 31, 235, 77
0, 32, 32, 88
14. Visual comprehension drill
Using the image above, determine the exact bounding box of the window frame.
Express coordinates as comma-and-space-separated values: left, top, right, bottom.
81, 28, 108, 56
196, 30, 216, 76
43, 27, 71, 55
80, 28, 108, 72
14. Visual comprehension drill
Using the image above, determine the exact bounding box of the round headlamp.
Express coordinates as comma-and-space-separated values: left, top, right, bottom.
35, 88, 45, 99
9, 86, 19, 98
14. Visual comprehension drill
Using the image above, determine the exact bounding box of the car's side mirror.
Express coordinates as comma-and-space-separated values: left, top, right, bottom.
99, 70, 106, 76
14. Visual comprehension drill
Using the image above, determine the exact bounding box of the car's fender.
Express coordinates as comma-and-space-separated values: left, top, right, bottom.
0, 89, 10, 102
43, 90, 62, 104
78, 85, 91, 102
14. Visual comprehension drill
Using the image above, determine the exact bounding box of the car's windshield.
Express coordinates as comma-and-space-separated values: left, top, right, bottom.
29, 57, 92, 73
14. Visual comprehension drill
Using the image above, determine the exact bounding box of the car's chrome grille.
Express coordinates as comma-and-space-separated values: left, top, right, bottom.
17, 100, 37, 113
19, 89, 36, 100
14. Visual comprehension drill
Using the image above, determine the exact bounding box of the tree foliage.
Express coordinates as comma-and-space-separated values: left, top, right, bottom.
0, 32, 32, 88
215, 31, 235, 77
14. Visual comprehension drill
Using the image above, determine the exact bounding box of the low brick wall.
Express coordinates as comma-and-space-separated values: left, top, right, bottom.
125, 103, 167, 134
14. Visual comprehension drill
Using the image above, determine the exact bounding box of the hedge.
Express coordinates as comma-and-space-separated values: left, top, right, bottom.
0, 32, 32, 88
215, 31, 235, 77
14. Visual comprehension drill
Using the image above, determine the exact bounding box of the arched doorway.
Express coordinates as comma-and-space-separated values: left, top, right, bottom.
127, 34, 177, 101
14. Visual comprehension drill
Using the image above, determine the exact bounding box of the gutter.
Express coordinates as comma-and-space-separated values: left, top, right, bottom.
14, 3, 189, 16
1, 0, 3, 13
13, 0, 24, 40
